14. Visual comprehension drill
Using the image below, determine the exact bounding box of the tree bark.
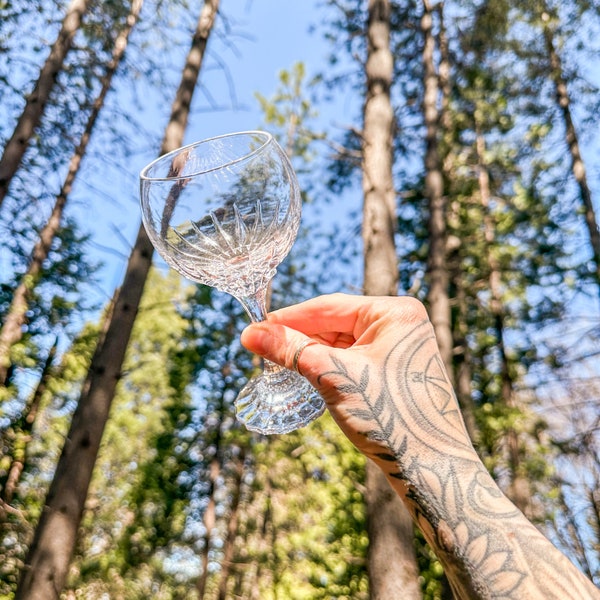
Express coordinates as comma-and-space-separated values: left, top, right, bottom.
362, 2, 421, 598
362, 1, 398, 296
422, 0, 453, 381
0, 0, 89, 208
0, 0, 144, 388
196, 416, 223, 599
421, 8, 457, 595
15, 1, 220, 597
437, 0, 478, 448
216, 448, 246, 600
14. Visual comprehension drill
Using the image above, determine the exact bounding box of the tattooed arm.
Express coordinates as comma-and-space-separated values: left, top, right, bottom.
241, 293, 600, 600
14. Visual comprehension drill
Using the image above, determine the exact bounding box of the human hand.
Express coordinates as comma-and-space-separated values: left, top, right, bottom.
241, 293, 477, 476
242, 294, 600, 599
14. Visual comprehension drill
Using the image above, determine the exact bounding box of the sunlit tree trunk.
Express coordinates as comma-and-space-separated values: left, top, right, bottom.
0, 0, 143, 388
0, 0, 89, 208
421, 8, 458, 593
196, 415, 223, 599
216, 448, 246, 600
14, 1, 220, 597
422, 0, 453, 381
541, 7, 600, 296
436, 1, 478, 448
362, 2, 399, 296
362, 1, 421, 598
453, 281, 478, 443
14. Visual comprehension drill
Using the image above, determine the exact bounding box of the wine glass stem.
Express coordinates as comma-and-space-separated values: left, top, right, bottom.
238, 288, 283, 376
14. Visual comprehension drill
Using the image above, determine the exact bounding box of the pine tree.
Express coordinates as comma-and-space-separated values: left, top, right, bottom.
67, 270, 197, 597
0, 0, 143, 387
525, 0, 600, 295
362, 1, 422, 598
0, 0, 91, 208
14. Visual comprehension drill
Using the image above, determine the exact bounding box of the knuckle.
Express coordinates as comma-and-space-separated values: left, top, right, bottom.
398, 295, 427, 321
284, 342, 299, 371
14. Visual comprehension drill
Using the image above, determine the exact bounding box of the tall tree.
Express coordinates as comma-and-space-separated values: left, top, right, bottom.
362, 1, 421, 598
421, 0, 453, 380
436, 3, 479, 445
14, 1, 220, 597
57, 270, 196, 598
0, 0, 144, 388
0, 317, 101, 594
0, 0, 90, 209
539, 2, 600, 294
476, 122, 533, 516
454, 1, 536, 514
0, 338, 57, 517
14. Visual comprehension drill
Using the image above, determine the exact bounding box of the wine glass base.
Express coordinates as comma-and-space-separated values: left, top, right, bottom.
235, 369, 325, 435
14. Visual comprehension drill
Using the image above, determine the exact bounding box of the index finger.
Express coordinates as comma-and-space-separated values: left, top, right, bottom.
266, 293, 379, 336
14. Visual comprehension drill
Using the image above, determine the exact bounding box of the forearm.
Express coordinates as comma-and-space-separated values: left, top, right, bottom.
319, 317, 599, 598
379, 457, 599, 599
243, 296, 599, 598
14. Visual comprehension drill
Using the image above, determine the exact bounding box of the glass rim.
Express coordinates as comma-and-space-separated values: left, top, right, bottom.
139, 130, 274, 182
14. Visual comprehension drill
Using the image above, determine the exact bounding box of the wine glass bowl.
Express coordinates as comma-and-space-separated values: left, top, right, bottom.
141, 132, 299, 298
140, 131, 325, 434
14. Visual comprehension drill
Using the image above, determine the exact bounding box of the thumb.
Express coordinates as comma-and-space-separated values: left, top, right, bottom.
241, 322, 326, 383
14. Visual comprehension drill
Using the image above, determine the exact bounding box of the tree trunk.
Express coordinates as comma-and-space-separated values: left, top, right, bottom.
422, 0, 453, 381
421, 8, 457, 595
14, 288, 115, 599
14, 2, 220, 597
436, 0, 478, 448
362, 1, 399, 296
475, 125, 532, 518
452, 279, 479, 446
0, 338, 57, 519
362, 2, 421, 598
216, 448, 246, 600
0, 0, 89, 208
542, 9, 600, 295
196, 419, 223, 599
0, 0, 143, 388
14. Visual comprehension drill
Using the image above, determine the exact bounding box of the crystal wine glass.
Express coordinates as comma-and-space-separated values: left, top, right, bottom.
139, 131, 325, 434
